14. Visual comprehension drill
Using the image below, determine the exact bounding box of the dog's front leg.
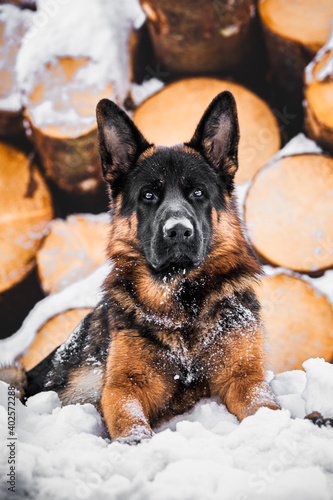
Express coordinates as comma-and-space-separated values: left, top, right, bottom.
100, 333, 171, 443
101, 386, 153, 443
207, 327, 280, 421
215, 372, 280, 421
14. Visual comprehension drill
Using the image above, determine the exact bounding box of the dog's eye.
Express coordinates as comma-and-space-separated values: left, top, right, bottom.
142, 191, 155, 201
192, 189, 203, 198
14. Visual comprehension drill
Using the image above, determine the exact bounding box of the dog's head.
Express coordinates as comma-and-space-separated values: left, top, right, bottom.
96, 92, 239, 276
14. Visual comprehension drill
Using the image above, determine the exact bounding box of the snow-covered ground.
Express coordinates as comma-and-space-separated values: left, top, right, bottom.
0, 358, 333, 500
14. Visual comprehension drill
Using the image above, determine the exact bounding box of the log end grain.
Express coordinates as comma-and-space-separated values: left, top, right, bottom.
259, 0, 333, 52
0, 142, 53, 293
37, 213, 109, 295
245, 154, 333, 273
257, 274, 333, 373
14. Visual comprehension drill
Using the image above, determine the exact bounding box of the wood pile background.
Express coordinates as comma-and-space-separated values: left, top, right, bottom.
0, 0, 333, 373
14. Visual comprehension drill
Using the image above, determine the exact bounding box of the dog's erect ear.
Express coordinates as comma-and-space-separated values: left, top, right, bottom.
96, 99, 151, 184
186, 91, 239, 187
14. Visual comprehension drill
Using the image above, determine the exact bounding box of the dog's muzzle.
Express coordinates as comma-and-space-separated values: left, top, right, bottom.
163, 217, 194, 244
150, 208, 204, 271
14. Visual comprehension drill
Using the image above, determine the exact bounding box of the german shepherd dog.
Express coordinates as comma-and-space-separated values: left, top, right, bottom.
5, 92, 283, 442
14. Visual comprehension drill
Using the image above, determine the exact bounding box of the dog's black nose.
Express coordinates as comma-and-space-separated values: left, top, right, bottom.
163, 217, 194, 242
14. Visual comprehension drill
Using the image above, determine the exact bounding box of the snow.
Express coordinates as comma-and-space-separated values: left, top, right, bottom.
17, 0, 144, 101
5, 0, 163, 134
0, 4, 32, 111
268, 133, 323, 160
302, 358, 333, 418
0, 358, 333, 500
0, 93, 22, 113
10, 0, 161, 136
130, 78, 165, 109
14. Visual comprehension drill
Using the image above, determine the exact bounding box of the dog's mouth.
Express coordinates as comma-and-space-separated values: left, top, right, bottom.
150, 247, 202, 274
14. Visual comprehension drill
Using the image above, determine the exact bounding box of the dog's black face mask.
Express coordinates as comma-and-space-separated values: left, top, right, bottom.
96, 91, 239, 276
130, 149, 222, 273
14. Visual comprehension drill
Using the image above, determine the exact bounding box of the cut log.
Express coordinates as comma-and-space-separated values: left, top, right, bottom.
24, 57, 114, 195
0, 142, 53, 293
0, 4, 30, 136
36, 214, 109, 295
133, 77, 280, 183
140, 0, 257, 76
304, 47, 333, 154
18, 308, 91, 370
256, 274, 333, 373
245, 154, 333, 273
258, 0, 333, 97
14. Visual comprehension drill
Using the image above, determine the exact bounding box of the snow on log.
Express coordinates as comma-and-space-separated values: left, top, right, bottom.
36, 213, 109, 295
304, 25, 333, 155
258, 0, 333, 97
24, 57, 113, 195
18, 308, 91, 370
139, 0, 257, 76
245, 154, 333, 273
16, 1, 147, 194
133, 77, 280, 184
0, 4, 31, 136
257, 274, 333, 373
0, 142, 53, 293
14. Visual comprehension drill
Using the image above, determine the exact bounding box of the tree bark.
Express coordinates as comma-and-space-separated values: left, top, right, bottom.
140, 0, 257, 76
304, 51, 333, 155
25, 117, 104, 195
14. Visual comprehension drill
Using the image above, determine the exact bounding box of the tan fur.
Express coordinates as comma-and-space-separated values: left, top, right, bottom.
60, 366, 104, 405
0, 364, 27, 400
101, 332, 175, 439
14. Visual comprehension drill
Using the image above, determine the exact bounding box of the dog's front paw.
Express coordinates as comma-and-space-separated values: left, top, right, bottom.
305, 411, 333, 427
113, 425, 153, 445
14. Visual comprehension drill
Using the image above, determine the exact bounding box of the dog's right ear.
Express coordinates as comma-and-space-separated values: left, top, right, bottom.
96, 99, 152, 184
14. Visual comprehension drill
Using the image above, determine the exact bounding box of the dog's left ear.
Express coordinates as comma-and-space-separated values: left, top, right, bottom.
186, 91, 239, 187
96, 98, 151, 184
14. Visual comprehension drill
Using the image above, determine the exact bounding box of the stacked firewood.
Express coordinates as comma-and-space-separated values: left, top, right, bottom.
0, 0, 332, 373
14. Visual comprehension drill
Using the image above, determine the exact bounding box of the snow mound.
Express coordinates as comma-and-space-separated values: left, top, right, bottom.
302, 358, 333, 418
0, 358, 333, 500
